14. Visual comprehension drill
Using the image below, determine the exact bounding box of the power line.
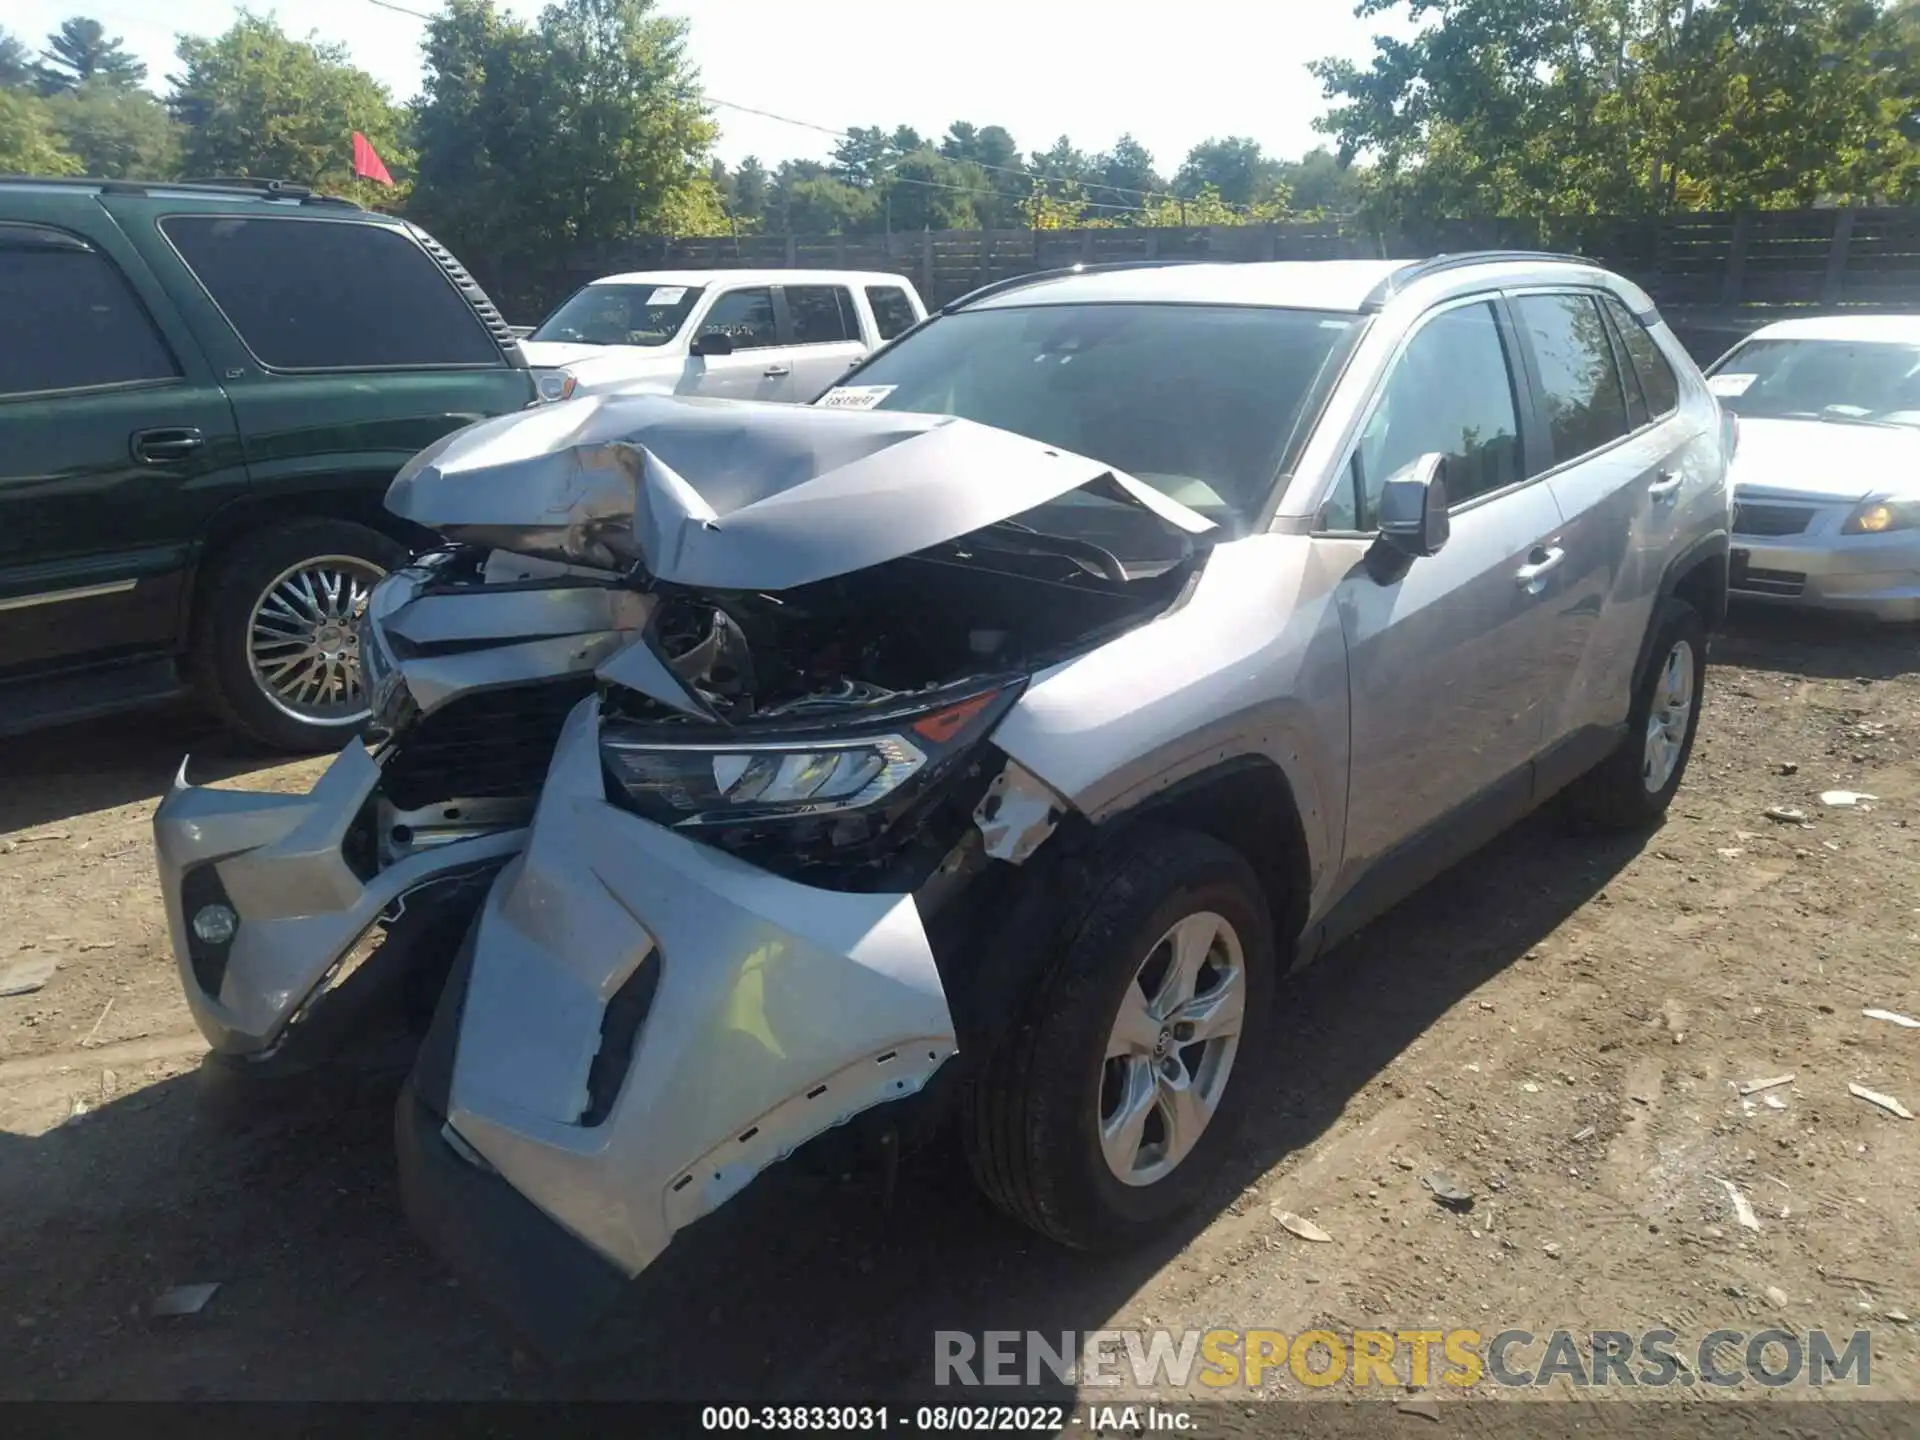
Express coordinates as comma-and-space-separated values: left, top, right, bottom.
358, 0, 1259, 218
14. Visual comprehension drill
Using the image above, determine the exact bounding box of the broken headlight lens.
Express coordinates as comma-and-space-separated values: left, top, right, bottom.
600, 684, 1016, 832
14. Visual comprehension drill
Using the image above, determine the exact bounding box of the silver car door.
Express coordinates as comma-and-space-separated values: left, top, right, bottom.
1518, 290, 1689, 755
775, 283, 868, 399
683, 286, 788, 401
1328, 297, 1569, 894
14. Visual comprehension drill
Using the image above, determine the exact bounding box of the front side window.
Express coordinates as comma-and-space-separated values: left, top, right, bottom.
530, 283, 702, 347
163, 216, 501, 370
695, 288, 778, 350
1708, 337, 1920, 428
784, 285, 856, 344
1332, 301, 1523, 529
844, 302, 1362, 533
866, 285, 917, 340
0, 234, 178, 396
1516, 292, 1632, 465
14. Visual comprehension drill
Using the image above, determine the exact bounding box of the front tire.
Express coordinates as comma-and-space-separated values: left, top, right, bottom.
962, 827, 1276, 1251
191, 518, 405, 752
1563, 598, 1707, 831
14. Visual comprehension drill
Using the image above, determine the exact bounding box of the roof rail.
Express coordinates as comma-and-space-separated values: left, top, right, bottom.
1360, 249, 1600, 311
0, 175, 360, 207
942, 258, 1204, 314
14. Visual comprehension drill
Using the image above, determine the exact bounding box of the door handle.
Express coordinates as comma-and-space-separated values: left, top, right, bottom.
762, 364, 792, 378
130, 427, 205, 464
1514, 545, 1566, 593
1648, 469, 1683, 503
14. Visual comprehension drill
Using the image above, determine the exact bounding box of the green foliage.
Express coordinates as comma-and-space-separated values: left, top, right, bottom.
47, 81, 180, 178
1314, 0, 1920, 219
35, 16, 146, 94
0, 86, 81, 174
173, 12, 411, 206
766, 160, 876, 233
1175, 136, 1287, 207
409, 0, 719, 264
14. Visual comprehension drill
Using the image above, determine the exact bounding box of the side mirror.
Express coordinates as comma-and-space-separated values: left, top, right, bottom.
1375, 453, 1451, 559
691, 331, 734, 357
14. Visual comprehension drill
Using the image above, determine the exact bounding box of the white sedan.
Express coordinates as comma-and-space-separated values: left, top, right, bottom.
1709, 314, 1920, 620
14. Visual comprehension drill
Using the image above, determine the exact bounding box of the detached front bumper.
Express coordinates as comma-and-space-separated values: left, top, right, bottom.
397, 695, 957, 1338
154, 742, 526, 1063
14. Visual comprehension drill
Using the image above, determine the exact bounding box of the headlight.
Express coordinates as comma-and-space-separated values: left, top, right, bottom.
600, 683, 1019, 838
1843, 498, 1920, 535
535, 370, 577, 403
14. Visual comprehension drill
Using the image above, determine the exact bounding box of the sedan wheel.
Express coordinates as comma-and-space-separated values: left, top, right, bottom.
1100, 910, 1246, 1186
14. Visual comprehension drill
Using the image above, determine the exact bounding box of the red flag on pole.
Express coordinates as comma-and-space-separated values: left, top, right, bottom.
351, 131, 394, 187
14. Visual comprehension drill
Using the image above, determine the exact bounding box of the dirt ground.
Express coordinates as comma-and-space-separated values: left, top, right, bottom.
2, 606, 1917, 1412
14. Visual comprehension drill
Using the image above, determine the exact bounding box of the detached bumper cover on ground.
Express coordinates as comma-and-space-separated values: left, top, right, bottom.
397, 695, 957, 1330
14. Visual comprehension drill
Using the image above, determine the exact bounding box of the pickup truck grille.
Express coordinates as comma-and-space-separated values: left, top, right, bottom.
381, 678, 594, 811
1732, 502, 1814, 537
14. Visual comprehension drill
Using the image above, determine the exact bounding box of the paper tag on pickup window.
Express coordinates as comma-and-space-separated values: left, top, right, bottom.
647, 286, 687, 305
1708, 373, 1757, 397
817, 385, 895, 410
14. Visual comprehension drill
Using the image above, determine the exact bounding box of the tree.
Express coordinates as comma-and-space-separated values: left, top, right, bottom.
37, 16, 146, 94
47, 81, 179, 178
1090, 133, 1164, 216
0, 28, 36, 89
941, 121, 1025, 225
767, 159, 875, 232
1313, 0, 1920, 218
410, 0, 720, 265
1274, 147, 1362, 216
1175, 136, 1285, 208
731, 154, 768, 223
172, 13, 411, 207
885, 148, 987, 230
0, 87, 81, 173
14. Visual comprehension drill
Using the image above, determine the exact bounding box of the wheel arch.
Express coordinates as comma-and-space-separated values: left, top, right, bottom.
1633, 529, 1729, 696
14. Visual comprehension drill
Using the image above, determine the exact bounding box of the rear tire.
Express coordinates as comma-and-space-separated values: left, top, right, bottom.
1563, 598, 1707, 832
962, 827, 1275, 1252
191, 518, 405, 753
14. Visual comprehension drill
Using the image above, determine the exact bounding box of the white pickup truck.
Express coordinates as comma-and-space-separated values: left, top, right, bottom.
519, 268, 928, 404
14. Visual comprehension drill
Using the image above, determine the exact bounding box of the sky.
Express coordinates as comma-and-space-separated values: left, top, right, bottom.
10, 0, 1407, 173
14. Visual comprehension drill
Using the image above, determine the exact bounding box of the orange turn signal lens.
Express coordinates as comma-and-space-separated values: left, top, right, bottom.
911, 691, 1000, 744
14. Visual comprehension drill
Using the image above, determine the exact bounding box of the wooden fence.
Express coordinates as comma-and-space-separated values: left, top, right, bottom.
477, 207, 1920, 351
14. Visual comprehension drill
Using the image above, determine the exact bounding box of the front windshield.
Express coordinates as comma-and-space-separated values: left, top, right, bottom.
530, 283, 704, 347
840, 302, 1362, 531
1711, 338, 1920, 427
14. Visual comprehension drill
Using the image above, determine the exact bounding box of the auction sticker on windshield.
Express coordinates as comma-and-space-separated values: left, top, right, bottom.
648, 286, 688, 305
818, 385, 896, 410
1709, 373, 1757, 397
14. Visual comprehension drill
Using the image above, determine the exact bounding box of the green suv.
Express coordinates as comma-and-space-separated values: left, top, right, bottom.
0, 177, 535, 750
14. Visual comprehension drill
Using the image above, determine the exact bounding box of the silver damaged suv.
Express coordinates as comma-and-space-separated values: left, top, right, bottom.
155, 253, 1731, 1347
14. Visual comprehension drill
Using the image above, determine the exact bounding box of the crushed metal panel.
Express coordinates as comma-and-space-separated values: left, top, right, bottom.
382, 392, 1208, 592
444, 695, 955, 1279
973, 759, 1068, 864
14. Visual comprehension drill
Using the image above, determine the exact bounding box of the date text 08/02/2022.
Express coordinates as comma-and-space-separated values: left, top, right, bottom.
699, 1404, 1199, 1432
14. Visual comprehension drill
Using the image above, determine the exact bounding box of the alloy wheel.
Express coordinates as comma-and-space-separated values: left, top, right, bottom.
1099, 910, 1246, 1187
246, 555, 386, 725
1642, 637, 1696, 793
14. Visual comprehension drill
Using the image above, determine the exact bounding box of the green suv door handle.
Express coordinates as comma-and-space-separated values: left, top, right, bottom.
130, 427, 206, 464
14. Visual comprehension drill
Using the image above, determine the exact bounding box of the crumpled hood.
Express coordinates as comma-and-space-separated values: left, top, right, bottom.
1731, 417, 1920, 502
385, 392, 1211, 592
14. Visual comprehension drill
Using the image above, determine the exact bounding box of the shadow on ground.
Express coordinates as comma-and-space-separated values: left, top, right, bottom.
0, 702, 294, 835
1716, 603, 1919, 683
0, 807, 1644, 1401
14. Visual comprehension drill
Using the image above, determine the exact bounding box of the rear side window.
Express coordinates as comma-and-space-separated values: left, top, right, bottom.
1343, 301, 1523, 526
0, 232, 177, 396
162, 216, 501, 370
865, 285, 917, 341
1515, 292, 1632, 465
1601, 295, 1681, 418
784, 285, 856, 343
